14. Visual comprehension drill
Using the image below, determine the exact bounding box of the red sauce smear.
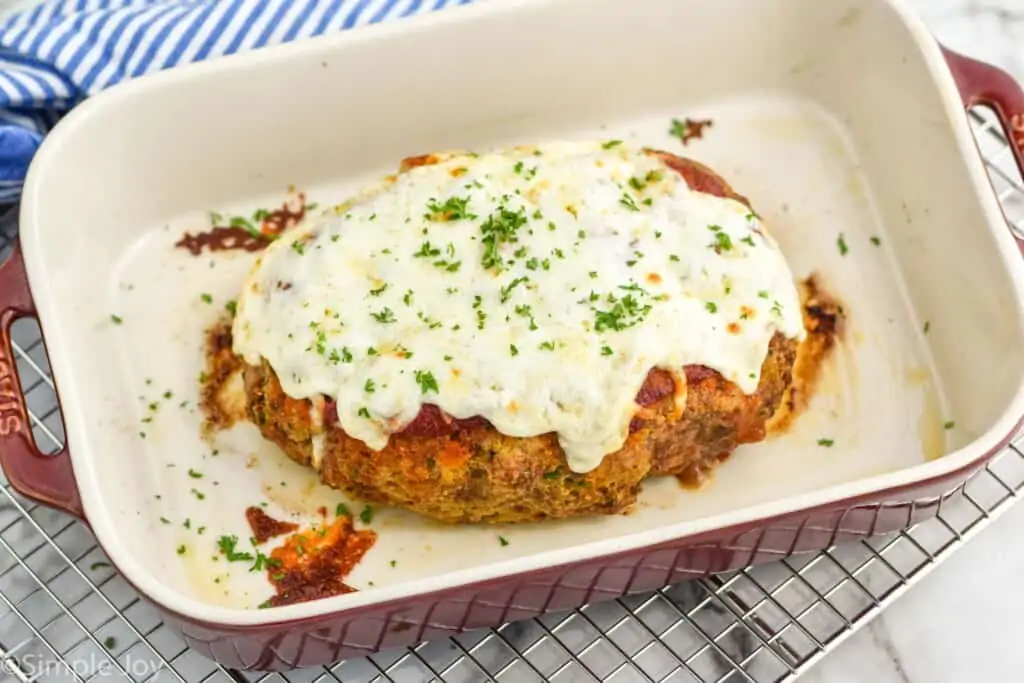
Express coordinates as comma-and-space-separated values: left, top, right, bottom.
175, 193, 308, 256
175, 226, 270, 256
262, 515, 376, 608
245, 506, 299, 544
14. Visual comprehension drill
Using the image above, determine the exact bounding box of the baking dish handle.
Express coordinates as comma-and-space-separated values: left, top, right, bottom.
943, 47, 1024, 203
0, 243, 84, 520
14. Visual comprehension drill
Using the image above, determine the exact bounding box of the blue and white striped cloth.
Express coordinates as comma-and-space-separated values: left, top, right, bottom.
0, 0, 476, 203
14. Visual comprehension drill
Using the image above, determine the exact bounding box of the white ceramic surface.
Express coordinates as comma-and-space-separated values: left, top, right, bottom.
800, 1, 1024, 681
13, 0, 1024, 633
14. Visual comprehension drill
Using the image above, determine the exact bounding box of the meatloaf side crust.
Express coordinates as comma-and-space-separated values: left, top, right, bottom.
211, 149, 805, 525
241, 335, 795, 524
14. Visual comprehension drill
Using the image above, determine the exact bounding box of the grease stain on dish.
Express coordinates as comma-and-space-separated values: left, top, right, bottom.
918, 376, 948, 463
765, 274, 846, 440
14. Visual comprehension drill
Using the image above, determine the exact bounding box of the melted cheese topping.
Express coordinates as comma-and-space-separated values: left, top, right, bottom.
232, 141, 805, 473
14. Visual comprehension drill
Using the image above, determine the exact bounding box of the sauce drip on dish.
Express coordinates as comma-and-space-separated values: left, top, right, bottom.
245, 506, 299, 544
261, 514, 376, 608
175, 193, 310, 256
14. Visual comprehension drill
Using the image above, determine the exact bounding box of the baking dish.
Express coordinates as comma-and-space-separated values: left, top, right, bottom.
3, 0, 1024, 670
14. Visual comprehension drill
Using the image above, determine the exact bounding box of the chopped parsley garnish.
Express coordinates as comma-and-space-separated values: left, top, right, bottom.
593, 294, 652, 332
364, 379, 376, 393
705, 302, 718, 314
190, 488, 205, 500
188, 468, 203, 479
710, 230, 732, 253
403, 290, 414, 306
358, 407, 371, 418
923, 321, 931, 334
200, 293, 213, 304
476, 309, 487, 329
217, 535, 254, 562
336, 503, 350, 517
510, 344, 519, 356
480, 205, 528, 271
837, 234, 849, 256
230, 215, 260, 237
251, 551, 280, 572
514, 304, 538, 330
871, 236, 882, 246
330, 347, 353, 364
741, 235, 756, 247
498, 535, 510, 546
110, 314, 123, 324
225, 300, 237, 315
619, 192, 640, 212
176, 545, 186, 556
500, 277, 529, 303
369, 282, 388, 296
414, 241, 441, 258
944, 421, 955, 430
539, 341, 556, 351
425, 196, 475, 221
601, 345, 613, 356
818, 438, 834, 447
415, 370, 439, 394
370, 307, 396, 324
359, 505, 374, 524
669, 254, 680, 262
291, 240, 305, 255
433, 259, 461, 272
418, 312, 443, 329
602, 140, 623, 149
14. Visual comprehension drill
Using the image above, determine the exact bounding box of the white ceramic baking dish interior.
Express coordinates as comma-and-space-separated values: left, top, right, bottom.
13, 0, 1024, 627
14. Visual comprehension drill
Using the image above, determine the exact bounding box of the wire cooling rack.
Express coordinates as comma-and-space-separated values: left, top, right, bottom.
0, 106, 1021, 683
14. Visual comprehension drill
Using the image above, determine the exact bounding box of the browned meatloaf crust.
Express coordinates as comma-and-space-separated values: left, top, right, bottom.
222, 149, 803, 524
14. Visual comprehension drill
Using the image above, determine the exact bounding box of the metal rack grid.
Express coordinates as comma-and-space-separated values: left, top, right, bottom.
0, 106, 1021, 683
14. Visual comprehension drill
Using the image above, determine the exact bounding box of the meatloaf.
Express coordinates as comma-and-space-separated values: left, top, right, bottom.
217, 141, 808, 524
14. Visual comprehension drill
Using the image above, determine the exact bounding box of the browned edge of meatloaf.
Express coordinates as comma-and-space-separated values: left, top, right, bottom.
238, 333, 797, 525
